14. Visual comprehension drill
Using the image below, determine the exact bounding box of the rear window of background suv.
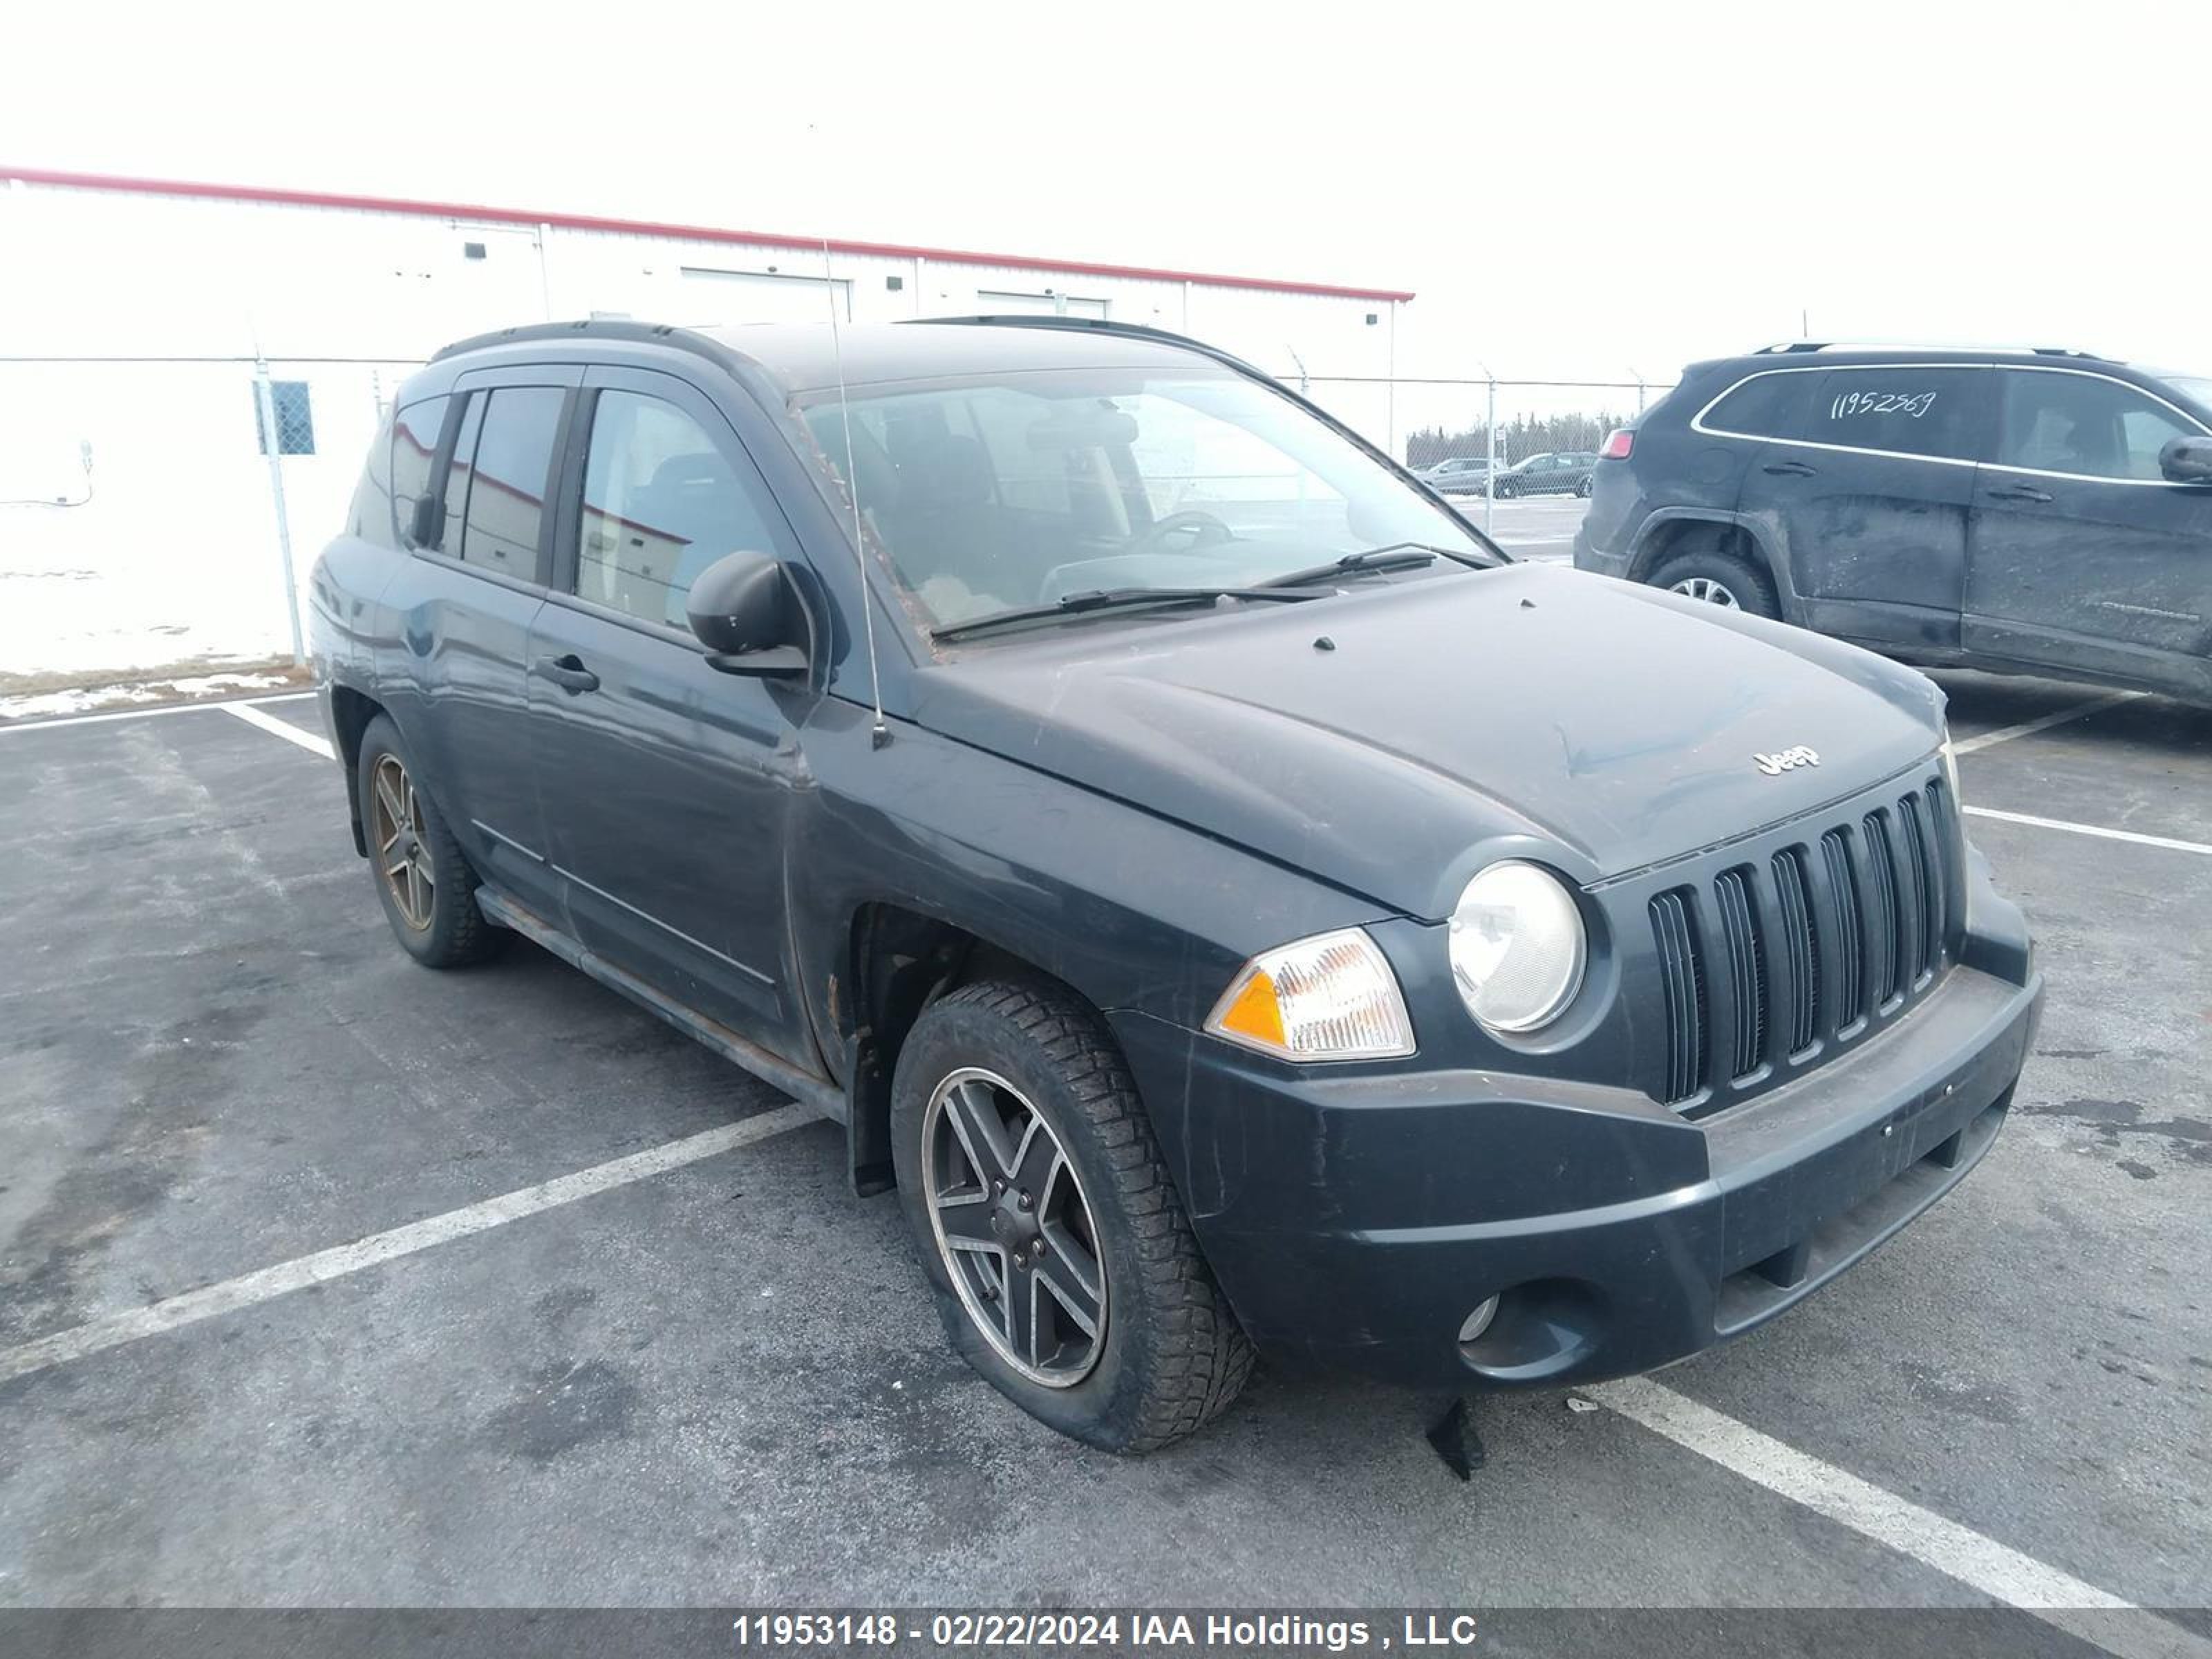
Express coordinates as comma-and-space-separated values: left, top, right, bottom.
1699, 366, 1986, 462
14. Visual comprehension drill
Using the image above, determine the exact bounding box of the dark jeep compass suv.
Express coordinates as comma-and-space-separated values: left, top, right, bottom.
1575, 343, 2212, 704
312, 317, 2041, 1451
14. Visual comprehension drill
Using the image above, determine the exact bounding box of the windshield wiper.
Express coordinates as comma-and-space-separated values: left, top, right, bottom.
1255, 541, 1488, 590
930, 585, 1319, 644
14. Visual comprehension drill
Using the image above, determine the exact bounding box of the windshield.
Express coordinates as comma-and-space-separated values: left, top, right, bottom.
2162, 375, 2212, 416
799, 366, 1488, 632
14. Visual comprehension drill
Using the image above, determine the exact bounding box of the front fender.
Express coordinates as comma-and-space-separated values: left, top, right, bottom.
787, 699, 1394, 1078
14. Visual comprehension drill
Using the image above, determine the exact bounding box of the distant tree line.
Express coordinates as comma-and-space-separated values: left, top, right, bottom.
1405, 411, 1634, 467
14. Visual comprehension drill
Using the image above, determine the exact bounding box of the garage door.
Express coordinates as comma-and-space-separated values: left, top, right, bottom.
679, 268, 852, 324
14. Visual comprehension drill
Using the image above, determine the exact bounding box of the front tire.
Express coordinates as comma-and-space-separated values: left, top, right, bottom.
355, 715, 503, 968
890, 980, 1253, 1452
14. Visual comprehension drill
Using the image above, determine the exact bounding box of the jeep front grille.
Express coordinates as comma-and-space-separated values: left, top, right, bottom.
1649, 776, 1959, 1113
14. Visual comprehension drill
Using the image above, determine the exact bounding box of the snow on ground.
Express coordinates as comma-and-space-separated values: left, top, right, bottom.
0, 670, 300, 723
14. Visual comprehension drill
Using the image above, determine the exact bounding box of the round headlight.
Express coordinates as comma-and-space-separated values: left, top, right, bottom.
1449, 861, 1586, 1033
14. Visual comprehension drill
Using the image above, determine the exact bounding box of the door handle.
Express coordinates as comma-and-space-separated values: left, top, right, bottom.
1761, 460, 1818, 477
532, 653, 601, 695
1985, 483, 2054, 504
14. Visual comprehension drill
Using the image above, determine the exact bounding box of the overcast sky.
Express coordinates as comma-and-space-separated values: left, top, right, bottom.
7, 0, 2208, 386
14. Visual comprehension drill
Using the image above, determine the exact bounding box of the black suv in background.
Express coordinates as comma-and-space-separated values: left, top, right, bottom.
1575, 345, 2212, 704
1487, 450, 1597, 498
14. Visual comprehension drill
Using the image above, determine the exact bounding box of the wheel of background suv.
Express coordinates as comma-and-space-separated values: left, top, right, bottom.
1493, 476, 1519, 499
1650, 545, 1780, 621
890, 980, 1254, 1452
1575, 474, 1595, 498
355, 715, 502, 968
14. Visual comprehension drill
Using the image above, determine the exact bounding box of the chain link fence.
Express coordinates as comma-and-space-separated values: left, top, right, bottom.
1297, 375, 1678, 537
0, 353, 420, 688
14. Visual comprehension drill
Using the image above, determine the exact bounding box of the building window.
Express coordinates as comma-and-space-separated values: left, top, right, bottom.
253, 380, 317, 456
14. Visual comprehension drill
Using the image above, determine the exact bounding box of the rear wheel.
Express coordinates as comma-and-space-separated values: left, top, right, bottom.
890, 980, 1253, 1452
1649, 544, 1780, 621
1575, 474, 1595, 498
355, 715, 502, 968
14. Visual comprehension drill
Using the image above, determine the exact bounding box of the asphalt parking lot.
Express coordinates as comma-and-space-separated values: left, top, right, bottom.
1, 668, 2206, 1640
1453, 495, 1587, 561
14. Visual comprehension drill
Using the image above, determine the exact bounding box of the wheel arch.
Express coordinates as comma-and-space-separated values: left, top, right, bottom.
838, 900, 1093, 1199
1627, 510, 1799, 615
327, 682, 386, 857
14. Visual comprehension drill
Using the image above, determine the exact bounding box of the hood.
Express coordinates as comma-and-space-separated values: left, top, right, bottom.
908, 564, 1945, 919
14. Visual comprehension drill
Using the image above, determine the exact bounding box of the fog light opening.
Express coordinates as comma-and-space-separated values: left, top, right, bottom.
1456, 1295, 1501, 1345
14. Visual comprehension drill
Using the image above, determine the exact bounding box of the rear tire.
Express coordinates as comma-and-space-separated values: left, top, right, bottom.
1649, 544, 1780, 621
1575, 475, 1595, 498
355, 715, 503, 968
890, 980, 1253, 1453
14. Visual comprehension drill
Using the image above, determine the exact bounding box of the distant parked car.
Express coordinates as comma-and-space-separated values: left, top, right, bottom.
1416, 456, 1499, 495
1484, 451, 1597, 499
1573, 343, 2212, 704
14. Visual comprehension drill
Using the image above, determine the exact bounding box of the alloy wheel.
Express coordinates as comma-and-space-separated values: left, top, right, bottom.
922, 1066, 1107, 1387
1669, 577, 1741, 608
370, 753, 435, 931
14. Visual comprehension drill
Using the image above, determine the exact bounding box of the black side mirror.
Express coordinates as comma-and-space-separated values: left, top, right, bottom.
2159, 434, 2212, 485
686, 550, 809, 677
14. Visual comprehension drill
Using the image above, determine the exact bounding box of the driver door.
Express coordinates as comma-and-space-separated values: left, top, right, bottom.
525, 364, 823, 1062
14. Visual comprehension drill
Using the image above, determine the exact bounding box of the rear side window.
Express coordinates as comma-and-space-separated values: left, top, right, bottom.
1808, 368, 1985, 460
1996, 371, 2201, 481
438, 387, 565, 583
390, 395, 449, 547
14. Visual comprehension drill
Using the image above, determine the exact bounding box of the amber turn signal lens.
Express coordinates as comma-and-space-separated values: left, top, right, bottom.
1203, 929, 1416, 1062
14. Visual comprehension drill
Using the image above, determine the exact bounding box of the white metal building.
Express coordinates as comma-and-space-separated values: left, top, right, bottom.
0, 167, 1412, 679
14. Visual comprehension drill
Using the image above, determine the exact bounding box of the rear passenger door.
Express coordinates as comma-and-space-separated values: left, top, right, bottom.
373, 369, 577, 919
526, 364, 822, 1065
1967, 368, 2212, 697
1726, 364, 1990, 651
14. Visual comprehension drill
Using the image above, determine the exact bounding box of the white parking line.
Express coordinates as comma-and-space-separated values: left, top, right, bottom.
0, 1101, 825, 1387
0, 690, 315, 735
222, 697, 336, 759
1964, 805, 2212, 858
1591, 1378, 2211, 1659
1950, 689, 2140, 755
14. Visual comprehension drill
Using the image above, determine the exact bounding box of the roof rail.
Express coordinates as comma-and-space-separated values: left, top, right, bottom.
429, 317, 715, 363
1752, 340, 2108, 360
908, 312, 1278, 374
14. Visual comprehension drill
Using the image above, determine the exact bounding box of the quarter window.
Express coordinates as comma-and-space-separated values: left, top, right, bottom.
1996, 371, 2200, 481
440, 388, 564, 582
390, 395, 449, 547
437, 396, 482, 561
577, 390, 782, 628
1702, 372, 1817, 440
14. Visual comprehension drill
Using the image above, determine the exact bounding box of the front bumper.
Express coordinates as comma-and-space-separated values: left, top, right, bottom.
1109, 925, 2041, 1390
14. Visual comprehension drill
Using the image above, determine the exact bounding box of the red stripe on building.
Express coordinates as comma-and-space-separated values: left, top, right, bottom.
2, 166, 1416, 303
